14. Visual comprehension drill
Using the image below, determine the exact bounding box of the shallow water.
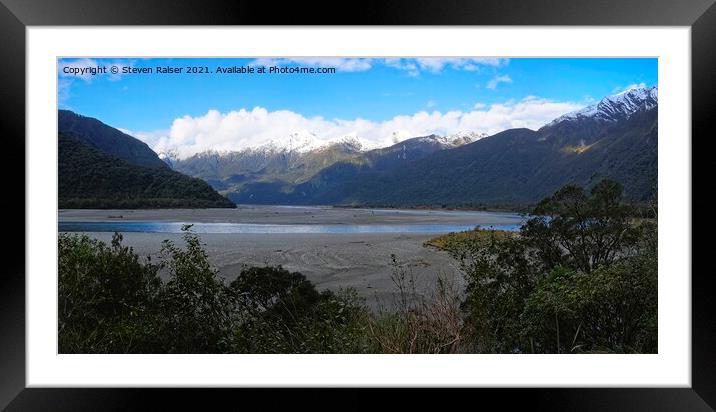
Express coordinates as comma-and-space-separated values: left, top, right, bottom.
58, 221, 523, 234
58, 207, 527, 234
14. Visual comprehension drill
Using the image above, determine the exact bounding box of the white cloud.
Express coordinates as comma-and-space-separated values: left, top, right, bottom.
246, 57, 508, 76
486, 74, 513, 90
385, 58, 508, 76
383, 59, 421, 77
58, 79, 73, 108
250, 57, 372, 72
129, 96, 585, 159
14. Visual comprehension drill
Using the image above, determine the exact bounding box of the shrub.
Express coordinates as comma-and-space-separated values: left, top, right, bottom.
521, 253, 657, 353
441, 231, 541, 353
448, 179, 658, 353
59, 229, 372, 354
58, 179, 657, 354
58, 232, 161, 353
227, 266, 371, 353
154, 225, 235, 353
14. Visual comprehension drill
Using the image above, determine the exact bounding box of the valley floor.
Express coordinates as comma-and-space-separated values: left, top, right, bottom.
71, 231, 463, 308
58, 206, 526, 307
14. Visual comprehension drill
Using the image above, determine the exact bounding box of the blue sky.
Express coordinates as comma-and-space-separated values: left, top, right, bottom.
58, 57, 657, 157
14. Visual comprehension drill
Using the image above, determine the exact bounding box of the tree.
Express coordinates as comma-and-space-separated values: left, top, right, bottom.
447, 179, 657, 353
521, 179, 641, 273
156, 225, 235, 353
444, 230, 541, 352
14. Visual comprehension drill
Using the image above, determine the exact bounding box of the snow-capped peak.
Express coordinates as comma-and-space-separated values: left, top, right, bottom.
250, 134, 367, 155
333, 136, 364, 152
446, 130, 489, 146
414, 131, 488, 148
546, 86, 658, 127
247, 131, 331, 154
184, 130, 489, 160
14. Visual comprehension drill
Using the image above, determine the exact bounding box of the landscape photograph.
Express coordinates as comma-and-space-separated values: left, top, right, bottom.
57, 57, 658, 354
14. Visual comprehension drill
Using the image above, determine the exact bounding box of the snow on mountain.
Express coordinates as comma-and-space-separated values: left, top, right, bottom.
446, 130, 489, 146
251, 134, 363, 155
546, 86, 658, 127
158, 149, 179, 168
205, 130, 487, 158
414, 131, 488, 148
331, 136, 364, 152
266, 130, 326, 153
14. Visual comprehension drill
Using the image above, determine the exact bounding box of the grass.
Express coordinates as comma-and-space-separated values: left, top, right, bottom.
424, 228, 517, 251
366, 255, 465, 353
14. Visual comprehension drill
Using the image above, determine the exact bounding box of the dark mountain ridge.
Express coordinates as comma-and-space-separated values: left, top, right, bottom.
59, 109, 168, 169
226, 87, 658, 207
58, 111, 235, 209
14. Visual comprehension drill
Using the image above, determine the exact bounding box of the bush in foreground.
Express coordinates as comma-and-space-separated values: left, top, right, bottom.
58, 227, 370, 354
441, 179, 657, 353
58, 179, 657, 354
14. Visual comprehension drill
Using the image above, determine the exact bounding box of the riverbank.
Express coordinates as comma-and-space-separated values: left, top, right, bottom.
73, 231, 463, 308
59, 205, 526, 226
59, 206, 527, 307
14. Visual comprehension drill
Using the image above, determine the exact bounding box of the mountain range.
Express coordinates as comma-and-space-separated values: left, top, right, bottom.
170, 131, 487, 196
172, 86, 658, 207
58, 86, 658, 209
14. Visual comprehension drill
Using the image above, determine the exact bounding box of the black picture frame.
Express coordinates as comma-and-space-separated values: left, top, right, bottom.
1, 0, 711, 410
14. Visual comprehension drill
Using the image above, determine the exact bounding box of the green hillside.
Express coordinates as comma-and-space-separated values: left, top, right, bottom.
59, 110, 168, 169
59, 134, 236, 209
227, 107, 657, 207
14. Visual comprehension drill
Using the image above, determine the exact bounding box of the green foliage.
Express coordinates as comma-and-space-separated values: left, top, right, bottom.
58, 233, 162, 353
59, 134, 236, 209
443, 179, 658, 353
58, 226, 370, 354
523, 179, 642, 273
228, 270, 371, 353
444, 231, 542, 352
58, 180, 657, 354
59, 109, 168, 169
521, 253, 657, 353
154, 226, 235, 353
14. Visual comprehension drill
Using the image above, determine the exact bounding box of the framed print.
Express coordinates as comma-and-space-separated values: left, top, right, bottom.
2, 0, 713, 409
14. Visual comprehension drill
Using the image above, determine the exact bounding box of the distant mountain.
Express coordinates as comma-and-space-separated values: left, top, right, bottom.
223, 87, 657, 207
444, 131, 489, 146
547, 86, 658, 125
173, 132, 484, 198
59, 110, 168, 169
352, 132, 486, 170
172, 138, 364, 191
348, 107, 656, 206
